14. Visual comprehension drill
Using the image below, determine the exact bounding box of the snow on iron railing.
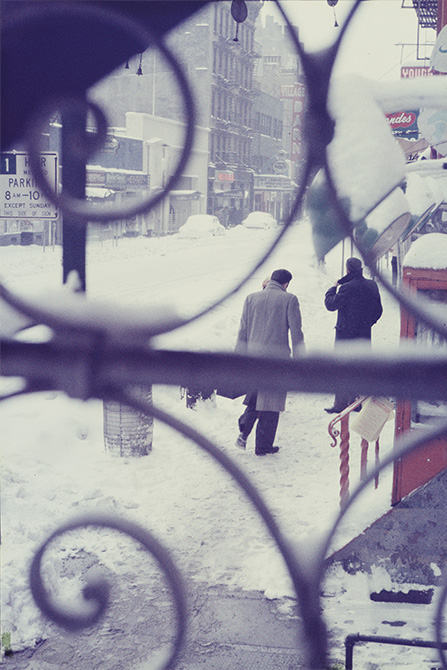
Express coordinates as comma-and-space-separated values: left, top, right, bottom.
1, 1, 447, 669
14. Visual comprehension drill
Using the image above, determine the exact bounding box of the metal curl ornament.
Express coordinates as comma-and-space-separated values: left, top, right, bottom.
31, 96, 108, 170
23, 2, 196, 224
112, 388, 328, 669
30, 514, 187, 670
104, 389, 447, 670
19, 0, 352, 341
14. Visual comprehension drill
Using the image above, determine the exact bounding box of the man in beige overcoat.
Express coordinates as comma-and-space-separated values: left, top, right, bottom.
234, 269, 305, 455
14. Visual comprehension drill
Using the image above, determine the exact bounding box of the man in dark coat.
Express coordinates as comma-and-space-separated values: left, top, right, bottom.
324, 257, 382, 413
234, 269, 305, 455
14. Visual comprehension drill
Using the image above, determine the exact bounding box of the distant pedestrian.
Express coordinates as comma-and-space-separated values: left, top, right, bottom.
216, 206, 229, 228
261, 275, 270, 289
324, 257, 383, 413
228, 206, 241, 227
235, 269, 305, 455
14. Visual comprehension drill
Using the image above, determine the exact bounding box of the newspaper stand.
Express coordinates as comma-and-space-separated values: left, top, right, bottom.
392, 250, 447, 504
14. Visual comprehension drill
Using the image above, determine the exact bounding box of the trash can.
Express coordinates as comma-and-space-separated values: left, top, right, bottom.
103, 385, 153, 457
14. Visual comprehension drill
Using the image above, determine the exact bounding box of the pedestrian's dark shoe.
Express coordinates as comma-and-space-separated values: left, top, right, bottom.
255, 446, 280, 456
235, 433, 247, 449
324, 406, 345, 414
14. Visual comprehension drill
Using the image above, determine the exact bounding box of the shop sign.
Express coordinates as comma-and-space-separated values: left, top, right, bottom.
273, 158, 288, 175
280, 83, 306, 98
227, 189, 245, 198
87, 169, 106, 185
255, 175, 290, 190
217, 171, 234, 182
171, 191, 200, 201
401, 66, 433, 78
386, 111, 419, 139
100, 136, 120, 154
105, 172, 127, 190
126, 173, 149, 189
284, 81, 306, 163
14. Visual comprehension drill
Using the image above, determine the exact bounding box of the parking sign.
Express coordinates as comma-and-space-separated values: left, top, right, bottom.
0, 152, 58, 219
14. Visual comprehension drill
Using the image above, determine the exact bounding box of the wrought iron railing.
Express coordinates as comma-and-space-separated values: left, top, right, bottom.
1, 1, 447, 669
327, 397, 382, 506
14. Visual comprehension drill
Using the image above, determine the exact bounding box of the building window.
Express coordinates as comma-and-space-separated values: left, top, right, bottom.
239, 24, 244, 49
210, 133, 216, 163
272, 118, 283, 139
214, 3, 218, 32
260, 114, 272, 136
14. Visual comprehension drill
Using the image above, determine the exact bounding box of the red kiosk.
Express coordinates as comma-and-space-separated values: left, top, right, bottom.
392, 233, 447, 504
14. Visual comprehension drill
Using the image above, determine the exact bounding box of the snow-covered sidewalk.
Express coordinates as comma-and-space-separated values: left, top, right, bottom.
3, 222, 442, 668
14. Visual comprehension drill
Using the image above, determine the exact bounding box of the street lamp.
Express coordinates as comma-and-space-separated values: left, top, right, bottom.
231, 0, 248, 42
327, 0, 339, 28
136, 52, 143, 76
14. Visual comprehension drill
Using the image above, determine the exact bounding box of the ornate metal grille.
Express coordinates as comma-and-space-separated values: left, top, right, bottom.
1, 1, 447, 669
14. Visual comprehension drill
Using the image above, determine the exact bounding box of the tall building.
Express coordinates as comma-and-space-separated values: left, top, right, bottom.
201, 0, 262, 222
89, 1, 262, 230
253, 12, 306, 185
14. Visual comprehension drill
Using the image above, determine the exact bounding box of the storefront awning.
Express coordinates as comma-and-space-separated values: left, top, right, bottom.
170, 190, 200, 200
213, 189, 245, 198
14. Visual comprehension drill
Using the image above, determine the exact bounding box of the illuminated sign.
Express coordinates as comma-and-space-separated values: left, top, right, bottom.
217, 172, 234, 182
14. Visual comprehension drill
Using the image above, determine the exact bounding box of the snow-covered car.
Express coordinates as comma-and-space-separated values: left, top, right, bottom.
242, 211, 277, 229
177, 214, 225, 238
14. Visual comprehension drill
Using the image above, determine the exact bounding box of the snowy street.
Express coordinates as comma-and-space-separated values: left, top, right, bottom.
1, 220, 444, 669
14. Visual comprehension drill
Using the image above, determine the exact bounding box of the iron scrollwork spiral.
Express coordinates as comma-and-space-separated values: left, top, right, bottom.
18, 3, 197, 224
29, 514, 186, 670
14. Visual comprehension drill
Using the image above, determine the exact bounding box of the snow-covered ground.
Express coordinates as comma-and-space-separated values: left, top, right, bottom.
1, 220, 444, 668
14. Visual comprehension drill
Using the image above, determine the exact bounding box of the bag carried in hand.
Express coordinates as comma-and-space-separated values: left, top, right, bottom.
216, 385, 246, 400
